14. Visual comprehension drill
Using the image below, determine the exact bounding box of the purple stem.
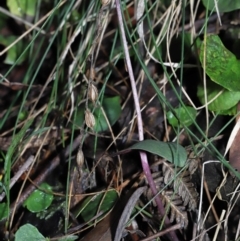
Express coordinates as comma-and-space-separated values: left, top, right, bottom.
114, 1, 179, 241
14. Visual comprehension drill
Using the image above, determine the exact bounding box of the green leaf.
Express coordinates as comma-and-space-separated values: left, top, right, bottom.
0, 202, 8, 221
199, 35, 240, 91
128, 140, 187, 167
70, 10, 82, 22
18, 110, 28, 121
23, 183, 53, 213
0, 35, 27, 65
98, 96, 121, 131
72, 96, 121, 132
15, 224, 46, 241
166, 106, 197, 127
76, 189, 118, 222
202, 0, 240, 12
7, 0, 38, 17
197, 82, 240, 114
217, 105, 237, 115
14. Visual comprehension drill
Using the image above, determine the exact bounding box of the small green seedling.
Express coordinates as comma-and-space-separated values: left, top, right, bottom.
167, 106, 197, 128
23, 182, 53, 213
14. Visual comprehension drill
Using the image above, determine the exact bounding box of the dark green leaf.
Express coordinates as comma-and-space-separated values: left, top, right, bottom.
167, 106, 197, 127
202, 0, 240, 12
23, 183, 53, 213
98, 96, 121, 131
128, 140, 187, 167
0, 203, 8, 221
76, 189, 118, 222
199, 35, 240, 91
15, 224, 45, 241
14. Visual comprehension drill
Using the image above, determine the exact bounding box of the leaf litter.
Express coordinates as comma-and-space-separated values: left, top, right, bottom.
0, 1, 240, 241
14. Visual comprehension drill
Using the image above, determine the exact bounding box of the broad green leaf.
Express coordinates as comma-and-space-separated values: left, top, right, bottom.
202, 0, 240, 12
0, 203, 8, 221
72, 96, 121, 132
199, 35, 240, 91
7, 0, 38, 17
15, 224, 46, 241
128, 140, 187, 167
75, 189, 118, 222
23, 183, 53, 213
167, 106, 197, 127
197, 82, 240, 114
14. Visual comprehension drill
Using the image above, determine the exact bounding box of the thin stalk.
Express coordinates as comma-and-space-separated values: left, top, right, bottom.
115, 1, 179, 240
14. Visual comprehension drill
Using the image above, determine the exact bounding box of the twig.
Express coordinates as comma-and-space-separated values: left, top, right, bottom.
115, 1, 179, 240
0, 156, 35, 202
140, 223, 182, 241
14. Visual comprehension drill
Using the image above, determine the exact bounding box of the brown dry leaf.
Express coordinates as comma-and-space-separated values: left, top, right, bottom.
81, 213, 112, 241
0, 81, 42, 90
229, 102, 240, 171
81, 187, 147, 241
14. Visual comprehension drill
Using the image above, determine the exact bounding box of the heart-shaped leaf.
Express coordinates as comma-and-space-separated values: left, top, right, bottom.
23, 182, 53, 213
15, 224, 45, 241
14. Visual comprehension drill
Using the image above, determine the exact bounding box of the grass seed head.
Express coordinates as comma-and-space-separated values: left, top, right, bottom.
76, 149, 84, 168
88, 83, 98, 103
85, 109, 95, 129
101, 0, 111, 6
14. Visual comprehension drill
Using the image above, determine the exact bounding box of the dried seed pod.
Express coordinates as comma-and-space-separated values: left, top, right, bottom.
85, 109, 95, 129
76, 149, 84, 168
101, 0, 111, 6
88, 83, 98, 103
89, 68, 95, 80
